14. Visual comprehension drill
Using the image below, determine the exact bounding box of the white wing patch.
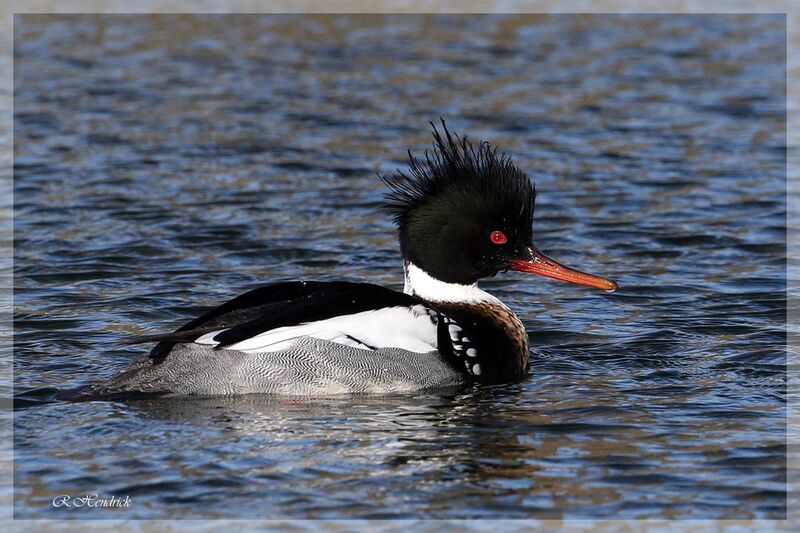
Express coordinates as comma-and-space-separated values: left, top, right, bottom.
195, 305, 439, 354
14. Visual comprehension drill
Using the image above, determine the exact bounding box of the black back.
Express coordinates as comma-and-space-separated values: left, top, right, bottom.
148, 281, 427, 364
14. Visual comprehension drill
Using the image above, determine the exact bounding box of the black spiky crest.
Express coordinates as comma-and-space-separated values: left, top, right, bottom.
381, 119, 535, 231
380, 120, 537, 284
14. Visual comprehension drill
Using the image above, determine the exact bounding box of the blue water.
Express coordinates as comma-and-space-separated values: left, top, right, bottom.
13, 14, 786, 519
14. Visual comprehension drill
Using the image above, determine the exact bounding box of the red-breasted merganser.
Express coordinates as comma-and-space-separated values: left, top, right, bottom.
66, 121, 617, 399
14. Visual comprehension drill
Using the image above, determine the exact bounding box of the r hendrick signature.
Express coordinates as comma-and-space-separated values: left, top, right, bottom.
52, 494, 132, 509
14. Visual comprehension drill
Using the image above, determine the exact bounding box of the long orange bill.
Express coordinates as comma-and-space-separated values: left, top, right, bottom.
508, 247, 618, 293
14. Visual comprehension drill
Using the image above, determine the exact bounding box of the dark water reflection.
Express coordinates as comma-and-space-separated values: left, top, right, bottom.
13, 14, 786, 519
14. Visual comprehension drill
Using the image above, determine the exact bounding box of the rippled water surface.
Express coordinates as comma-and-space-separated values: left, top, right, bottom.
13, 14, 786, 520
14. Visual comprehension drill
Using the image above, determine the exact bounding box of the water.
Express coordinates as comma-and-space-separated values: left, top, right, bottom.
12, 14, 786, 520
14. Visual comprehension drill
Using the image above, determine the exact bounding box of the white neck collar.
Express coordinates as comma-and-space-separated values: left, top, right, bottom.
403, 262, 501, 305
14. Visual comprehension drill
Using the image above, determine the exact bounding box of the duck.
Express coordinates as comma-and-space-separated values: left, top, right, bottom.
64, 121, 617, 400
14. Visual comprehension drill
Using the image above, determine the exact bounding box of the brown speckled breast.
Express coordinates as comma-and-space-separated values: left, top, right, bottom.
432, 301, 530, 382
485, 302, 529, 370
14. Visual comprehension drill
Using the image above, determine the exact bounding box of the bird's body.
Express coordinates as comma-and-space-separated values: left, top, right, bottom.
91, 337, 464, 397
64, 122, 616, 400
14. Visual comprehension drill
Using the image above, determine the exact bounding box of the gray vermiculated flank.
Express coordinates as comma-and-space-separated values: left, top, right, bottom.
91, 337, 465, 396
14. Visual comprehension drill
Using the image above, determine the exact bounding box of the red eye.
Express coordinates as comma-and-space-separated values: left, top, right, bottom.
490, 230, 507, 244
